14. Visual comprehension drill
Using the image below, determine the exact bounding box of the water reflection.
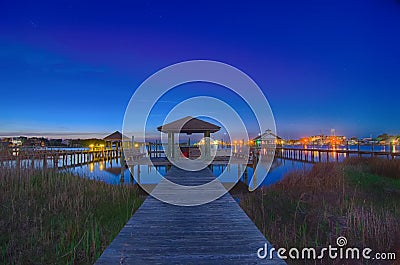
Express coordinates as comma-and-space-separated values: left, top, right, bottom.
69, 158, 313, 189
283, 144, 400, 153
210, 159, 311, 187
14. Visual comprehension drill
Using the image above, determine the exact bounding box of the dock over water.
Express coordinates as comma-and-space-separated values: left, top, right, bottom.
96, 166, 285, 264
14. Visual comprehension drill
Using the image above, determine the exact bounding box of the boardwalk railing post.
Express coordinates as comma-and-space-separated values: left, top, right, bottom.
130, 165, 134, 184
121, 148, 125, 183
372, 142, 375, 156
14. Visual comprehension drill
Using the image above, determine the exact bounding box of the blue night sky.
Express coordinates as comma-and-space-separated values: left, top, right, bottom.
1, 0, 399, 139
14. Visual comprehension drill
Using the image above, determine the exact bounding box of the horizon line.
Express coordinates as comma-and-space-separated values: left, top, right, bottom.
0, 131, 397, 140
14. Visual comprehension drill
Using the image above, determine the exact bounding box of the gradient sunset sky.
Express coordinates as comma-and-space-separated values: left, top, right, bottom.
1, 0, 399, 139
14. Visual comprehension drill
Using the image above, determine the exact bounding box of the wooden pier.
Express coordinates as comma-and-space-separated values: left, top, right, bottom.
274, 146, 400, 163
95, 166, 285, 264
2, 144, 399, 172
0, 148, 122, 169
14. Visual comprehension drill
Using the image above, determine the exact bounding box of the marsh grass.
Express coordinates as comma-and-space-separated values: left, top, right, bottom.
0, 165, 143, 264
240, 158, 400, 264
345, 157, 400, 180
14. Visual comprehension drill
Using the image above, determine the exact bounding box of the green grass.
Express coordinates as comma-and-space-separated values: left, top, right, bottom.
0, 166, 143, 264
346, 168, 400, 192
239, 158, 400, 264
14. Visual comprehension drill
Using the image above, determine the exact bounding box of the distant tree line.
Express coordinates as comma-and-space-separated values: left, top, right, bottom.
10, 137, 106, 148
376, 133, 400, 142
70, 139, 106, 148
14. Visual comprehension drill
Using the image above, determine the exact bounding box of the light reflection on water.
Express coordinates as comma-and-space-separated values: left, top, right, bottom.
68, 158, 311, 188
210, 159, 311, 188
68, 159, 165, 185
284, 144, 400, 153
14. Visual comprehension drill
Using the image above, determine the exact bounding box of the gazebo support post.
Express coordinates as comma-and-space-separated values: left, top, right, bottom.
172, 133, 175, 158
204, 130, 210, 160
168, 132, 175, 159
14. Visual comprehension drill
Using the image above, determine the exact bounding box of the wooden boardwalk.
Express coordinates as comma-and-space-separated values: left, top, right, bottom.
0, 148, 122, 169
274, 147, 400, 163
96, 166, 285, 264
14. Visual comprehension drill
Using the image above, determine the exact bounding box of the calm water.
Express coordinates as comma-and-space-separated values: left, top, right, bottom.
7, 145, 396, 189
6, 144, 397, 189
67, 157, 311, 188
210, 159, 311, 188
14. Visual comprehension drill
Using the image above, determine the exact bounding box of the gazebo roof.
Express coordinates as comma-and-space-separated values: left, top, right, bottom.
157, 116, 221, 134
103, 131, 129, 141
253, 129, 283, 141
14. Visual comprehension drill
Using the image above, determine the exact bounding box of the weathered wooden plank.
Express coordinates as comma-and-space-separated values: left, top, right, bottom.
96, 166, 285, 264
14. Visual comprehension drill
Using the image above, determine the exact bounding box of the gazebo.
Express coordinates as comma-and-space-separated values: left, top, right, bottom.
252, 129, 283, 147
103, 131, 129, 150
157, 116, 221, 159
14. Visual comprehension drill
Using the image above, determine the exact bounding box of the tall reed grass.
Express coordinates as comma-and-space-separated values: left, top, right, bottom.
239, 158, 400, 264
344, 157, 400, 180
0, 164, 143, 264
